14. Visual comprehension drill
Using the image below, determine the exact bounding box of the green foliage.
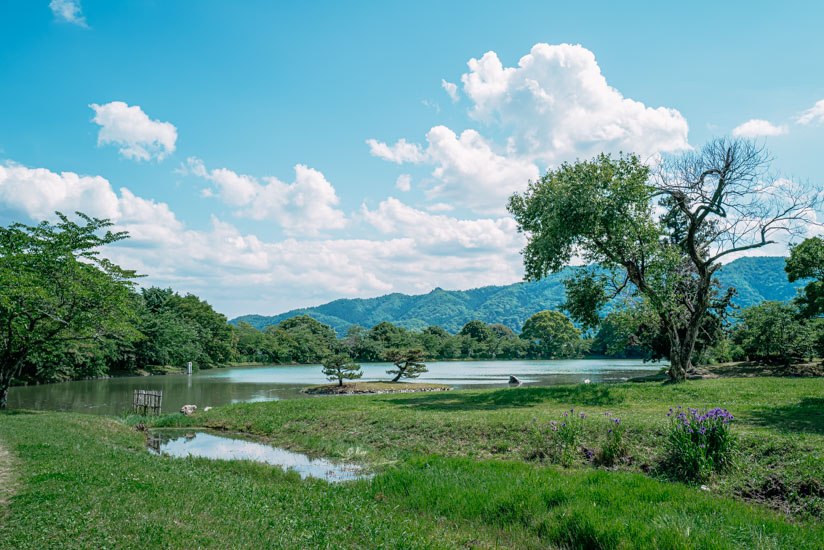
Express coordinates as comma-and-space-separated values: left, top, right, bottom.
507, 140, 819, 382
562, 269, 609, 332
597, 413, 627, 467
520, 310, 582, 358
733, 301, 818, 363
384, 348, 427, 382
264, 315, 337, 364
662, 407, 736, 482
166, 293, 235, 367
458, 320, 493, 342
321, 353, 362, 386
4, 411, 824, 549
786, 237, 824, 318
0, 213, 140, 408
525, 409, 586, 467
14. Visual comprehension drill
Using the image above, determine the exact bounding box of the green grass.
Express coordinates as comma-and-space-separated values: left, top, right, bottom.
2, 377, 824, 548
160, 377, 824, 519
2, 409, 824, 549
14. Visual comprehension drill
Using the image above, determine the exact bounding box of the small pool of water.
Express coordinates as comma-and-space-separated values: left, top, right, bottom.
147, 429, 367, 482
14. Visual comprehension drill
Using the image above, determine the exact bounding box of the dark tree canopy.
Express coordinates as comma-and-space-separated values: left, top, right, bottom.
508, 138, 821, 381
786, 237, 824, 318
520, 310, 582, 358
0, 213, 140, 408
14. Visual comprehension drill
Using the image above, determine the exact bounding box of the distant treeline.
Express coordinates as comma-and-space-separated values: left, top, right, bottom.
21, 282, 823, 387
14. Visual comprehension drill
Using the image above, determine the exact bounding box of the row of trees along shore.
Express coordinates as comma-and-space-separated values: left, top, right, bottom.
1, 138, 823, 407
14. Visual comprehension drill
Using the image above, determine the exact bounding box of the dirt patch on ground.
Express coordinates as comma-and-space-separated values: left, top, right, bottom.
0, 438, 17, 522
689, 360, 824, 379
303, 381, 452, 395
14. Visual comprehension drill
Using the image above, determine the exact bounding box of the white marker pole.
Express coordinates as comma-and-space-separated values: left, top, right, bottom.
187, 361, 193, 375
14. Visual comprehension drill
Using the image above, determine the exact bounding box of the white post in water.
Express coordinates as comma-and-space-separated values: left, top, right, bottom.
187, 361, 192, 375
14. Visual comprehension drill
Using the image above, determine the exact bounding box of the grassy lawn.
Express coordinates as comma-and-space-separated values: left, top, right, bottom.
1, 376, 823, 548
157, 377, 824, 519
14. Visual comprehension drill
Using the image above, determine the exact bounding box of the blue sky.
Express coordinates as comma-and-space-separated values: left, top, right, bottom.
1, 0, 823, 317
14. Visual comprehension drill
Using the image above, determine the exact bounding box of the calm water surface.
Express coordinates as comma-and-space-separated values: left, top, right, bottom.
8, 359, 661, 415
148, 429, 367, 482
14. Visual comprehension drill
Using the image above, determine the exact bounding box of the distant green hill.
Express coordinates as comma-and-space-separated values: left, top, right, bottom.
233, 256, 802, 335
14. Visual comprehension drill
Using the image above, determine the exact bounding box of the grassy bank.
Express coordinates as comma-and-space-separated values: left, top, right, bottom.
2, 408, 824, 549
155, 377, 824, 519
2, 376, 824, 548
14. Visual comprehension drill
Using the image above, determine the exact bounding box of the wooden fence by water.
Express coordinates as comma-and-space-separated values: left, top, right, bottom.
133, 390, 162, 415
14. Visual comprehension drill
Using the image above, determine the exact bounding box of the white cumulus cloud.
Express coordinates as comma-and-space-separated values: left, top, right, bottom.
797, 99, 824, 125
0, 160, 528, 317
49, 0, 87, 27
731, 119, 788, 138
184, 158, 347, 236
0, 162, 182, 245
368, 43, 690, 214
460, 43, 690, 163
362, 197, 524, 255
90, 101, 177, 161
424, 126, 540, 213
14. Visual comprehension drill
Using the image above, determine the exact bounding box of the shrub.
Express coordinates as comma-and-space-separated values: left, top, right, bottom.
597, 413, 626, 466
525, 409, 586, 467
662, 406, 735, 482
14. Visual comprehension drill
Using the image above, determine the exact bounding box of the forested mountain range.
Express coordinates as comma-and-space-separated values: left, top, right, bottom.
233, 256, 803, 335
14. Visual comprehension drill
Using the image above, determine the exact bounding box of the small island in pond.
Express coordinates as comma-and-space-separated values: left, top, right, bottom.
302, 381, 451, 395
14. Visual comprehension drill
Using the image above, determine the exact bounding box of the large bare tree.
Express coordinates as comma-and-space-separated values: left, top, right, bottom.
508, 138, 821, 381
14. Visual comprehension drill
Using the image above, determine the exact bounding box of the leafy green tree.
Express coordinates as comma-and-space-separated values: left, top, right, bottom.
508, 139, 819, 381
733, 301, 816, 364
135, 305, 202, 368
232, 321, 268, 362
266, 315, 336, 364
786, 237, 824, 318
321, 353, 362, 386
167, 293, 236, 367
385, 348, 427, 382
0, 213, 139, 409
520, 311, 582, 358
458, 320, 493, 342
415, 326, 451, 358
368, 321, 412, 349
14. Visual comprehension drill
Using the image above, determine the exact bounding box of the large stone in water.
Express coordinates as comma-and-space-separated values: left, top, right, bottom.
180, 404, 197, 416
509, 375, 522, 385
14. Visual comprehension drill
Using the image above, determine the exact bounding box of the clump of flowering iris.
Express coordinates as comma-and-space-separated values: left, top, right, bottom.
524, 409, 586, 467
663, 406, 736, 481
597, 412, 627, 466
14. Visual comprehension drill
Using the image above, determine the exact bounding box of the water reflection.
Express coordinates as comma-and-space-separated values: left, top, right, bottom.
147, 429, 366, 482
8, 359, 662, 415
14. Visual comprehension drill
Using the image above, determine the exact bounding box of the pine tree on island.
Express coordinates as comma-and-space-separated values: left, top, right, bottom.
385, 349, 427, 382
321, 354, 363, 387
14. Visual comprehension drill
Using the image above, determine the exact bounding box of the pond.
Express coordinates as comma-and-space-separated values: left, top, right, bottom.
147, 429, 367, 482
7, 358, 662, 415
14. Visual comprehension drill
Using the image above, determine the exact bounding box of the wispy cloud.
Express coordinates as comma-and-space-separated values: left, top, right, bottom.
797, 99, 824, 125
49, 0, 88, 28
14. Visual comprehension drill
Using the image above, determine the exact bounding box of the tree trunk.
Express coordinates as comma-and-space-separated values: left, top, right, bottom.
391, 368, 404, 382
0, 377, 9, 410
338, 377, 343, 387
